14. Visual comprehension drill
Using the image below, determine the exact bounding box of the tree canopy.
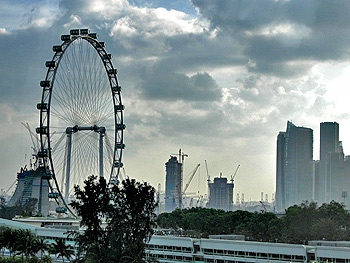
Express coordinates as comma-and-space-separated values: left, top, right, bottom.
0, 227, 52, 262
0, 198, 38, 219
70, 175, 157, 263
157, 201, 350, 244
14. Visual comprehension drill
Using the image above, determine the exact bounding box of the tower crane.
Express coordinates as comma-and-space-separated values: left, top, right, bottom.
22, 122, 40, 155
204, 160, 210, 183
230, 164, 240, 183
183, 164, 200, 194
260, 201, 267, 212
171, 149, 188, 210
157, 183, 161, 214
22, 122, 41, 169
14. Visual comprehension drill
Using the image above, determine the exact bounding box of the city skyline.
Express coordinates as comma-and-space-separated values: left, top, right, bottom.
2, 0, 350, 201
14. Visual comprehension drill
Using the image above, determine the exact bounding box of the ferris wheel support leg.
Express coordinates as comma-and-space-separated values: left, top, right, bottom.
65, 129, 72, 203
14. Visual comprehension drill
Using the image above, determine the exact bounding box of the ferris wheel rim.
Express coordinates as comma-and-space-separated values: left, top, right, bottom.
37, 30, 125, 215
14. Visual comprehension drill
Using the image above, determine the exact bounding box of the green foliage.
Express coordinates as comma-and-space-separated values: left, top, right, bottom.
50, 239, 74, 263
0, 198, 38, 219
0, 227, 52, 263
157, 201, 350, 244
70, 175, 157, 263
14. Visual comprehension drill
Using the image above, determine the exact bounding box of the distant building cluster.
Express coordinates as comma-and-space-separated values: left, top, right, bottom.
276, 121, 350, 212
164, 154, 235, 212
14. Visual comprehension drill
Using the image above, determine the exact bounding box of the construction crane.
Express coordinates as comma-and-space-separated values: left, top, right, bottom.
171, 149, 188, 210
204, 160, 210, 183
230, 164, 240, 183
260, 201, 267, 212
22, 122, 40, 155
171, 148, 188, 165
183, 164, 200, 194
22, 122, 41, 169
157, 183, 161, 214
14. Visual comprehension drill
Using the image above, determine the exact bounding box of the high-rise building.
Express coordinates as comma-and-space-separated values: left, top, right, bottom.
276, 121, 313, 211
165, 156, 182, 212
276, 132, 286, 212
208, 175, 234, 211
318, 122, 340, 203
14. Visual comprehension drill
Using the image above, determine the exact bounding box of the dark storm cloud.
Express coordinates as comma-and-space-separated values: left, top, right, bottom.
0, 28, 57, 108
140, 71, 222, 102
192, 0, 350, 76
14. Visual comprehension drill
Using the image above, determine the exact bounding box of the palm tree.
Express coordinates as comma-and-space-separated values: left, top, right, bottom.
50, 238, 74, 263
15, 228, 44, 262
2, 227, 18, 260
36, 238, 49, 259
0, 227, 5, 258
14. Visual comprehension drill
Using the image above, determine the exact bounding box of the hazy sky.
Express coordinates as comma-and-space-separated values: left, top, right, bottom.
2, 0, 350, 201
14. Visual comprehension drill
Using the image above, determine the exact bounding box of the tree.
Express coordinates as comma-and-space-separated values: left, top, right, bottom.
107, 178, 157, 262
50, 239, 74, 263
0, 198, 38, 220
70, 175, 111, 262
22, 198, 38, 217
70, 175, 157, 263
15, 229, 39, 262
2, 227, 18, 260
36, 238, 49, 259
0, 228, 5, 258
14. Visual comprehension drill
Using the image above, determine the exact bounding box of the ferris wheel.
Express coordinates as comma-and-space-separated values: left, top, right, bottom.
36, 29, 125, 214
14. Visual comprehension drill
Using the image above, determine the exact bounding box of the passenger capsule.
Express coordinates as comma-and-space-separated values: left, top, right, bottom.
37, 103, 48, 110
113, 161, 124, 168
56, 207, 67, 213
38, 150, 49, 158
48, 193, 59, 198
61, 35, 72, 41
112, 86, 121, 92
40, 81, 51, 87
36, 126, 48, 134
45, 61, 57, 68
115, 105, 125, 111
116, 143, 126, 149
52, 45, 64, 52
116, 124, 126, 130
99, 41, 106, 47
88, 33, 98, 39
70, 29, 80, 35
80, 29, 90, 35
108, 69, 118, 75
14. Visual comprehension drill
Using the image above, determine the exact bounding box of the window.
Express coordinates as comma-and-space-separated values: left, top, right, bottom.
270, 253, 280, 259
237, 251, 245, 256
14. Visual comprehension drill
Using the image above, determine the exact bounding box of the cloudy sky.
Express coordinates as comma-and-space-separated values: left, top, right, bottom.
1, 0, 350, 202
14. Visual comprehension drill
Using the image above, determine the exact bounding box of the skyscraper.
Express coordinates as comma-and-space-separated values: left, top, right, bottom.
318, 122, 340, 203
165, 156, 182, 212
276, 132, 286, 212
276, 121, 313, 211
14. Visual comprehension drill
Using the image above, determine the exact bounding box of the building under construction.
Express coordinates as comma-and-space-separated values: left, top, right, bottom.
208, 174, 234, 211
8, 166, 50, 216
164, 156, 183, 212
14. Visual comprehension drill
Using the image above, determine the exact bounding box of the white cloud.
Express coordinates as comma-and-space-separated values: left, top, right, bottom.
0, 28, 9, 35
2, 0, 350, 201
